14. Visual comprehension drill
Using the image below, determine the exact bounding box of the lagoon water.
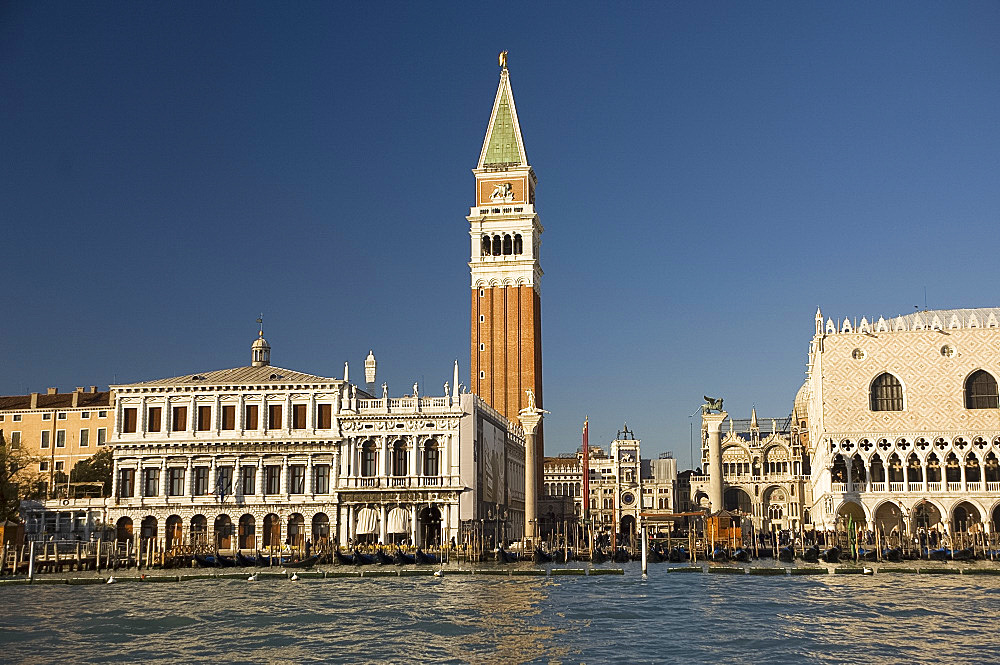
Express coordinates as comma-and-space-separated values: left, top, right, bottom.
4, 563, 1000, 664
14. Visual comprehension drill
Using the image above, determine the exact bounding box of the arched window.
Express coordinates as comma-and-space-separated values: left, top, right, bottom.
391, 440, 407, 476
870, 373, 903, 411
502, 234, 513, 255
361, 440, 377, 477
492, 235, 501, 256
965, 370, 999, 409
513, 234, 523, 254
423, 439, 439, 477
481, 235, 491, 256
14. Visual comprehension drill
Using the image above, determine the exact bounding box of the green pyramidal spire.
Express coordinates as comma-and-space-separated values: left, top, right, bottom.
478, 65, 528, 170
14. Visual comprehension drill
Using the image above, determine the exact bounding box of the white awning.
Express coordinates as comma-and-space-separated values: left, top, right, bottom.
356, 507, 379, 535
387, 507, 410, 534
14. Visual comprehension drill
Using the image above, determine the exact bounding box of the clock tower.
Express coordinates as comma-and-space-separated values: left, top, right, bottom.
468, 56, 544, 458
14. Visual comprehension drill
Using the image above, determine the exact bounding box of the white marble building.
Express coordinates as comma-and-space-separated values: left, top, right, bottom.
802, 307, 1000, 536
104, 334, 525, 550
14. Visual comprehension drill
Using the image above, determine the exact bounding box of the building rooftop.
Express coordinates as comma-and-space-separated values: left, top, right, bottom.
120, 365, 340, 388
0, 389, 110, 410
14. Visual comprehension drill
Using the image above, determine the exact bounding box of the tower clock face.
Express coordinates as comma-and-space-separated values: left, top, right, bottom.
621, 491, 636, 506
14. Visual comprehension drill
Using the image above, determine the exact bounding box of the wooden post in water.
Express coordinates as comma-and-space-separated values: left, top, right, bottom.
28, 541, 36, 581
641, 524, 648, 576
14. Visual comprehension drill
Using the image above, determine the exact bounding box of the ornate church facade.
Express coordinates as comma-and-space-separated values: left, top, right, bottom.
801, 307, 1000, 536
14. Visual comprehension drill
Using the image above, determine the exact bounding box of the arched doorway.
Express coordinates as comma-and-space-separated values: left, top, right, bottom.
165, 515, 183, 550
262, 513, 281, 548
418, 506, 441, 547
140, 515, 157, 540
952, 501, 981, 534
620, 515, 636, 546
836, 501, 866, 530
116, 516, 133, 543
724, 487, 752, 515
991, 504, 1000, 532
238, 514, 256, 550
912, 501, 942, 532
312, 512, 330, 548
763, 487, 789, 531
873, 503, 903, 540
288, 513, 305, 549
190, 515, 208, 548
214, 514, 233, 550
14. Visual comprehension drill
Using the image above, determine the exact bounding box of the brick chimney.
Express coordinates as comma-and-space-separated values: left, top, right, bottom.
47, 387, 58, 395
30, 392, 39, 408
72, 391, 80, 407
89, 386, 98, 393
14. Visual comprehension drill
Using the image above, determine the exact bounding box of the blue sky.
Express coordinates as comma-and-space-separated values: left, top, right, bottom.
2, 3, 999, 469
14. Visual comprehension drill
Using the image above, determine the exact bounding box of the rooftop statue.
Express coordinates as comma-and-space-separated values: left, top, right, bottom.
702, 396, 724, 414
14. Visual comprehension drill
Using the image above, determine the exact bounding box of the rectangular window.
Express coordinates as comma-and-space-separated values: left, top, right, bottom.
292, 404, 307, 429
40, 461, 49, 472
42, 413, 51, 421
216, 466, 233, 496
40, 430, 50, 448
12, 414, 21, 422
268, 404, 282, 430
99, 410, 107, 418
240, 466, 256, 495
148, 407, 162, 432
79, 429, 89, 447
54, 461, 64, 471
313, 464, 330, 494
317, 404, 332, 429
289, 465, 306, 493
117, 468, 134, 497
122, 408, 137, 433
194, 467, 209, 495
168, 468, 185, 496
245, 405, 259, 430
56, 430, 66, 448
58, 412, 67, 420
197, 405, 212, 431
172, 406, 187, 432
265, 466, 280, 494
97, 428, 107, 446
10, 432, 21, 449
143, 468, 160, 497
221, 405, 236, 430
81, 411, 90, 419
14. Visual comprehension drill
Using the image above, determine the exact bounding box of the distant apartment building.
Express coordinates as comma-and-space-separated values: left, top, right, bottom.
0, 386, 111, 496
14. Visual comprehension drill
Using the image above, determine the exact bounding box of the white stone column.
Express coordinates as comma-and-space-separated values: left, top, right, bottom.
379, 504, 387, 544
519, 409, 544, 544
188, 398, 196, 432
306, 456, 314, 496
309, 394, 316, 432
210, 457, 217, 497
234, 457, 241, 499
160, 459, 168, 498
237, 395, 245, 432
410, 505, 418, 545
185, 457, 193, 497
332, 450, 341, 489
111, 457, 119, 498
409, 439, 417, 483
280, 457, 289, 496
381, 436, 389, 478
285, 394, 292, 432
165, 400, 173, 437
139, 396, 147, 438
703, 411, 727, 514
256, 457, 264, 496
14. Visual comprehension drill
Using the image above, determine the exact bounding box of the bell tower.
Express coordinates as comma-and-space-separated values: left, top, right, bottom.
468, 53, 544, 445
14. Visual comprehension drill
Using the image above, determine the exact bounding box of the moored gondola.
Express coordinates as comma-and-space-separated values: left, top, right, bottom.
778, 546, 795, 563
928, 547, 950, 561
590, 548, 610, 564
495, 547, 519, 564
952, 547, 976, 561
375, 550, 395, 565
711, 546, 729, 562
533, 546, 554, 564
234, 551, 258, 567
668, 546, 689, 562
731, 548, 751, 563
194, 553, 221, 567
334, 549, 355, 565
859, 548, 879, 562
285, 554, 319, 568
353, 550, 376, 565
393, 548, 416, 565
415, 548, 439, 565
882, 547, 903, 563
820, 546, 840, 563
612, 548, 630, 563
800, 545, 820, 563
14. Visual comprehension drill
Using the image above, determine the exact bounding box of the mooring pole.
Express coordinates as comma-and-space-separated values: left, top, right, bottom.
641, 523, 648, 576
28, 541, 36, 582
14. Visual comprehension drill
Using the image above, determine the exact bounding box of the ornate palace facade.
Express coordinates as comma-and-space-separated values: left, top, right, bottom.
802, 307, 1000, 535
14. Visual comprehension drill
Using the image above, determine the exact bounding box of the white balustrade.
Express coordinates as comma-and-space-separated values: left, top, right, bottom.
889, 482, 904, 492
927, 482, 942, 492
947, 482, 962, 492
988, 482, 1000, 492
908, 482, 922, 492
832, 482, 847, 492
870, 482, 885, 492
966, 482, 982, 492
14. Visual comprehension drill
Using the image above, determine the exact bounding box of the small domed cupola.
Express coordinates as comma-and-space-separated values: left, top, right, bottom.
252, 330, 271, 367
